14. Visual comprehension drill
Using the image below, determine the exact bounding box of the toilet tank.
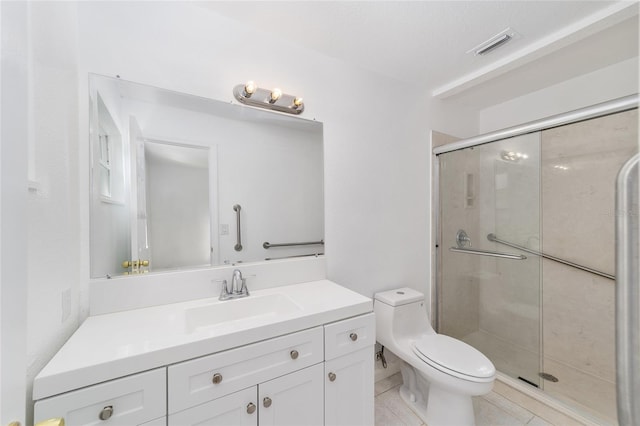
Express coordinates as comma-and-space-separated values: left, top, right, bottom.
374, 288, 424, 306
374, 287, 434, 346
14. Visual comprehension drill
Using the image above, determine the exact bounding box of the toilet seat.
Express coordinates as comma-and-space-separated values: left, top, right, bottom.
412, 335, 495, 382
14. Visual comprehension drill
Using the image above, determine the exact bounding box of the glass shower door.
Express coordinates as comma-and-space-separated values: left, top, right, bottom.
438, 132, 542, 387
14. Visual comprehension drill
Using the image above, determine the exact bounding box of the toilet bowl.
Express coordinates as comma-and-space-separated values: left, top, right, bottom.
374, 287, 496, 426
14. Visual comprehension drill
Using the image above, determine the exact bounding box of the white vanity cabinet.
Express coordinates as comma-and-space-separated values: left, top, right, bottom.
33, 368, 167, 426
32, 281, 375, 426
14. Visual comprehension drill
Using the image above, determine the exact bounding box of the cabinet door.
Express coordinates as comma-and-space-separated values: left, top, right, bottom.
258, 363, 323, 426
168, 386, 257, 426
325, 347, 374, 426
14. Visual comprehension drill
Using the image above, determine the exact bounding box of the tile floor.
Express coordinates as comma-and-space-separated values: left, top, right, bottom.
375, 373, 557, 426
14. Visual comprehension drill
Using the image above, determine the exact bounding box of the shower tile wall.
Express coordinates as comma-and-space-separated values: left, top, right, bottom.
540, 109, 638, 423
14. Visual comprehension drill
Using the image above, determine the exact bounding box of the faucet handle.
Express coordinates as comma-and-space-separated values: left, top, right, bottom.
239, 274, 255, 294
238, 278, 250, 296
214, 279, 230, 298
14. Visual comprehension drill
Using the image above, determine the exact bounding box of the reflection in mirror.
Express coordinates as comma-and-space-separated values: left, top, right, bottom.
89, 75, 324, 278
143, 140, 212, 270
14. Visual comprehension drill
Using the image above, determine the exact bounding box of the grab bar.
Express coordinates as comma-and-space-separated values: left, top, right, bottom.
487, 233, 614, 280
265, 253, 324, 260
233, 204, 242, 252
263, 240, 324, 249
615, 153, 639, 425
449, 247, 526, 260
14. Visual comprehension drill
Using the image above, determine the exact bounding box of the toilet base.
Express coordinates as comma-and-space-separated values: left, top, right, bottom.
398, 384, 428, 420
397, 361, 478, 426
398, 382, 475, 426
425, 384, 475, 426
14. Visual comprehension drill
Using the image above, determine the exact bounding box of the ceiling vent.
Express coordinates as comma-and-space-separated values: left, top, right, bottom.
468, 28, 519, 56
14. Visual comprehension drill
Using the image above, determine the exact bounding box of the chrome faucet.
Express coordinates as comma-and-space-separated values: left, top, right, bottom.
219, 269, 250, 300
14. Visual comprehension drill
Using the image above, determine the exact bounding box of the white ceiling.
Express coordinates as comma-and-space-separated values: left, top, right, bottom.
200, 1, 639, 108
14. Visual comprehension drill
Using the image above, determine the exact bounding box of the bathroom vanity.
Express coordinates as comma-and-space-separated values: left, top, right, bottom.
33, 280, 374, 426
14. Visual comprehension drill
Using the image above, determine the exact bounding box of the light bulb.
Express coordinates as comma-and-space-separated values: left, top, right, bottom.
244, 81, 257, 96
270, 88, 282, 103
293, 97, 303, 108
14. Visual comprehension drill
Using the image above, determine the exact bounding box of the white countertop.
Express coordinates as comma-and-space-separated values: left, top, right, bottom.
33, 280, 372, 400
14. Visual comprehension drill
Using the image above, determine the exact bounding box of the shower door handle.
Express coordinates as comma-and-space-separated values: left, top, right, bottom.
615, 153, 639, 426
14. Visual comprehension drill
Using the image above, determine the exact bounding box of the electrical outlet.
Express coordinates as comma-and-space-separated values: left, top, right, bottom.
61, 288, 71, 322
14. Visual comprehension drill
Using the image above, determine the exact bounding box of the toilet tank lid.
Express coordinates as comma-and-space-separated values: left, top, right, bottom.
374, 287, 424, 306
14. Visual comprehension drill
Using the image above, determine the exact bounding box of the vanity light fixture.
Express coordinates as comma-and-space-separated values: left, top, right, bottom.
233, 81, 305, 115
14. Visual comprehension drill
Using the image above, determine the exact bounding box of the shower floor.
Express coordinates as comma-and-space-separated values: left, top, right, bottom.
461, 330, 617, 425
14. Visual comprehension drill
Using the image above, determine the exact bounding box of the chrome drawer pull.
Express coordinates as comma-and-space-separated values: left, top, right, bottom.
290, 350, 299, 359
263, 396, 272, 408
328, 372, 337, 382
99, 406, 113, 421
247, 402, 256, 414
212, 373, 223, 384
349, 332, 358, 341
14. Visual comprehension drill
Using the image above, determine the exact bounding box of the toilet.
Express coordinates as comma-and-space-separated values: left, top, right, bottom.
374, 287, 496, 426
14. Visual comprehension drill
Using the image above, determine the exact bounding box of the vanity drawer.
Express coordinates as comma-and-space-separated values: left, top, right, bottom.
33, 367, 166, 426
324, 313, 375, 360
168, 326, 323, 413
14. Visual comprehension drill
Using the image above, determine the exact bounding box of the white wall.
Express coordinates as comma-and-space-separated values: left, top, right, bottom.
0, 2, 28, 423
24, 2, 81, 422
479, 57, 639, 133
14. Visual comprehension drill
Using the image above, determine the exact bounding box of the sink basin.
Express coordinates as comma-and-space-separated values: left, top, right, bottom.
185, 293, 303, 333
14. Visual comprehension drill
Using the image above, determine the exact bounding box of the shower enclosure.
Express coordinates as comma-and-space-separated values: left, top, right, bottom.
435, 97, 638, 424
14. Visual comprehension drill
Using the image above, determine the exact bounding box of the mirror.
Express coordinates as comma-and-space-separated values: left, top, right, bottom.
89, 75, 324, 278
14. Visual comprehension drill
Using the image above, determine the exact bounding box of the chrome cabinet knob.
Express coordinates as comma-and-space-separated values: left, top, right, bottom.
328, 372, 337, 382
247, 402, 256, 414
212, 373, 223, 384
263, 396, 272, 408
99, 406, 113, 421
290, 350, 299, 359
349, 332, 358, 341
